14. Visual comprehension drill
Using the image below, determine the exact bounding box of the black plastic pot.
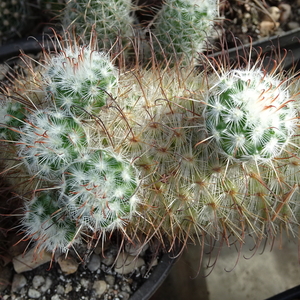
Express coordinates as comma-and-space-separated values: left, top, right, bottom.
0, 35, 56, 65
265, 285, 300, 300
209, 27, 300, 71
130, 252, 176, 300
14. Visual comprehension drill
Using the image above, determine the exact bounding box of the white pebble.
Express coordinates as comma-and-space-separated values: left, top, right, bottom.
28, 288, 41, 298
32, 275, 45, 289
11, 274, 27, 292
56, 284, 65, 295
40, 276, 53, 293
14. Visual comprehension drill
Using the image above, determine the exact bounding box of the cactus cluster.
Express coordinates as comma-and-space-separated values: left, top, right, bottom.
0, 44, 140, 253
63, 0, 135, 50
1, 0, 300, 262
61, 0, 218, 62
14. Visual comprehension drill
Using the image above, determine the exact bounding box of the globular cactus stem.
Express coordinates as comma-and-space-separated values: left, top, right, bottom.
205, 68, 297, 163
150, 0, 219, 62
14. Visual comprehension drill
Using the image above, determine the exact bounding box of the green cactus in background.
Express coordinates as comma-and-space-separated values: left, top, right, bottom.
62, 0, 135, 50
151, 0, 218, 61
61, 0, 218, 63
0, 0, 31, 43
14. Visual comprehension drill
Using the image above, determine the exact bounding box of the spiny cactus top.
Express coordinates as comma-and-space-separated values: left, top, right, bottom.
44, 45, 118, 118
205, 69, 297, 162
63, 0, 135, 49
152, 0, 218, 60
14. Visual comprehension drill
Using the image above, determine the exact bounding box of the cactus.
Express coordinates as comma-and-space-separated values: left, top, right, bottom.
205, 69, 297, 162
0, 42, 141, 253
44, 45, 118, 118
150, 0, 218, 62
18, 110, 88, 180
62, 0, 135, 50
2, 43, 300, 255
22, 190, 78, 253
61, 0, 218, 64
62, 149, 140, 231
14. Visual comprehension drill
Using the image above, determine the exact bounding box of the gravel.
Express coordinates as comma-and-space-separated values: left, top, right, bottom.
1, 242, 160, 300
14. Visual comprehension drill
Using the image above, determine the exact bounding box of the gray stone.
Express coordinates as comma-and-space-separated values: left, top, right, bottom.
125, 241, 149, 257
32, 275, 45, 289
64, 282, 73, 294
56, 284, 65, 295
105, 275, 115, 287
80, 278, 89, 289
13, 248, 52, 273
119, 292, 130, 300
28, 288, 41, 298
87, 253, 101, 272
11, 274, 27, 293
114, 253, 145, 275
40, 276, 53, 293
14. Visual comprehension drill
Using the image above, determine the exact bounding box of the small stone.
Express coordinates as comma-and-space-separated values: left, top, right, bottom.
87, 253, 101, 272
92, 280, 107, 297
119, 292, 130, 300
64, 282, 73, 294
32, 275, 45, 289
114, 253, 145, 275
56, 284, 65, 295
259, 20, 280, 37
28, 288, 41, 298
121, 282, 131, 293
279, 3, 291, 23
57, 255, 79, 275
13, 248, 52, 273
105, 275, 115, 287
80, 278, 90, 289
262, 6, 281, 22
125, 241, 149, 257
51, 295, 62, 300
102, 251, 116, 266
11, 274, 27, 293
40, 276, 53, 293
287, 21, 300, 30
